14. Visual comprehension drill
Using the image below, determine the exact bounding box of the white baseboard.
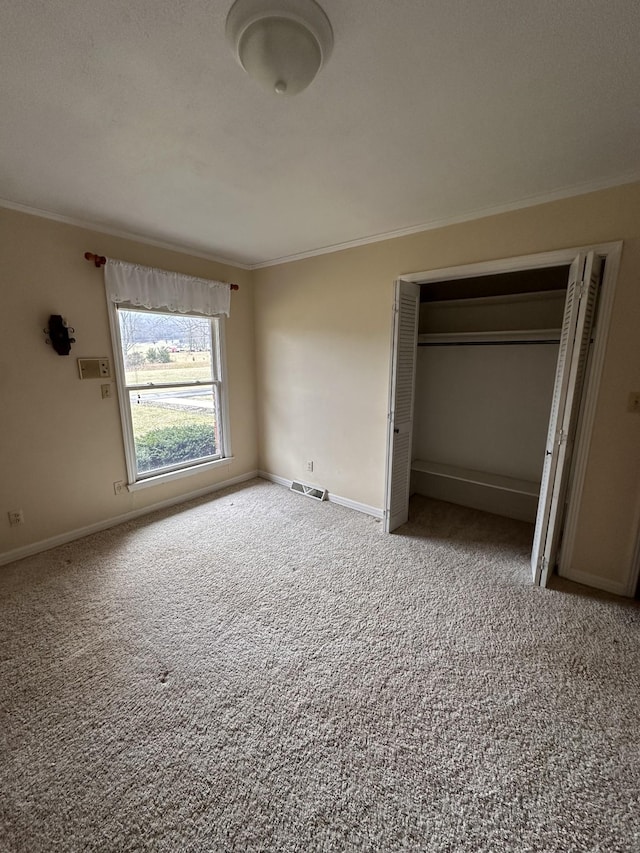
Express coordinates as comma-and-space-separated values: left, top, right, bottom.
258, 471, 292, 489
327, 493, 384, 519
558, 567, 629, 597
0, 470, 258, 567
258, 471, 384, 519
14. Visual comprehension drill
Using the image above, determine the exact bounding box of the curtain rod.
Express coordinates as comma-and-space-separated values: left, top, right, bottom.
83, 252, 239, 290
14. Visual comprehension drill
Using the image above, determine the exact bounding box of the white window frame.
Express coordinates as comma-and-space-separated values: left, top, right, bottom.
107, 301, 232, 490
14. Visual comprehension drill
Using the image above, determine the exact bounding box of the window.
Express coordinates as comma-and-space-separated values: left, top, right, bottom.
111, 305, 230, 485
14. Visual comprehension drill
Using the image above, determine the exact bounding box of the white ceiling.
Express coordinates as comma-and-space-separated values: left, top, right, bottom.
2, 1, 640, 267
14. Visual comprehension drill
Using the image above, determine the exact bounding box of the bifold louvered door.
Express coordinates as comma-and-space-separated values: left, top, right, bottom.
384, 280, 420, 532
531, 251, 602, 586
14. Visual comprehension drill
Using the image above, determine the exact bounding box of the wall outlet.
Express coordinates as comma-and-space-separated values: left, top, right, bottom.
101, 383, 112, 399
306, 460, 314, 473
627, 392, 640, 413
8, 509, 24, 526
113, 481, 125, 495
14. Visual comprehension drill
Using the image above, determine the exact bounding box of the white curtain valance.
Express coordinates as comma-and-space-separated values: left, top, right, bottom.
104, 259, 231, 317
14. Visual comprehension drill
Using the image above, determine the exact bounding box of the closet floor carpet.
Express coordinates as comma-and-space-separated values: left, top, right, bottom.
1, 479, 638, 853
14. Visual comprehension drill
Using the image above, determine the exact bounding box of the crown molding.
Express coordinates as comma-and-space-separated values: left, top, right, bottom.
0, 197, 251, 270
249, 170, 640, 269
3, 169, 640, 273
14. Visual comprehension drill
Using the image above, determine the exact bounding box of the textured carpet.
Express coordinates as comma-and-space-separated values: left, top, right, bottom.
1, 479, 639, 853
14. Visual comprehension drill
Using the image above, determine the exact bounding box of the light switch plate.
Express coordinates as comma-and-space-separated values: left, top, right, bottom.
78, 358, 111, 379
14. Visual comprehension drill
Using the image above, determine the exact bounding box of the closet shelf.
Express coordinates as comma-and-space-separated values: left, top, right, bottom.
417, 328, 561, 345
421, 289, 567, 309
411, 459, 540, 498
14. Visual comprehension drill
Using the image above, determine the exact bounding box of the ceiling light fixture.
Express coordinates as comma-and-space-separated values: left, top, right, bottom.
225, 0, 333, 96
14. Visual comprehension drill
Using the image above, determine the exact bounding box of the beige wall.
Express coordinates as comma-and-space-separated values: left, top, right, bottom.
254, 182, 640, 589
0, 208, 257, 557
3, 183, 640, 590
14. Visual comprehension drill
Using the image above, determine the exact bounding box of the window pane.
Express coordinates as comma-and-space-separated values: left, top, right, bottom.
129, 386, 220, 475
118, 309, 214, 386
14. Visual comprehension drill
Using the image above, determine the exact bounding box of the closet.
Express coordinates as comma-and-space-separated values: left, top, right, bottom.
385, 245, 621, 590
410, 266, 570, 523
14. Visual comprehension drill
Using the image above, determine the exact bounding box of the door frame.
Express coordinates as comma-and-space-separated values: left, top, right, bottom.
386, 241, 623, 590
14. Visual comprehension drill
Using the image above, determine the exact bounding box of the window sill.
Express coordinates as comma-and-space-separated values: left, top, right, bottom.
127, 456, 234, 492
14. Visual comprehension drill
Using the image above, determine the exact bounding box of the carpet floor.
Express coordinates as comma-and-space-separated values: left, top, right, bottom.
0, 479, 639, 852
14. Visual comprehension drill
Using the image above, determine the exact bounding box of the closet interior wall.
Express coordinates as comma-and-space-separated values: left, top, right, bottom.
411, 267, 570, 523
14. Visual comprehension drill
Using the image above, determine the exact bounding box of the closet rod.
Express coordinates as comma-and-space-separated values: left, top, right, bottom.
418, 339, 559, 347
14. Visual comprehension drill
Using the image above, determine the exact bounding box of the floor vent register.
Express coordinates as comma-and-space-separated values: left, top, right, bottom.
290, 481, 327, 501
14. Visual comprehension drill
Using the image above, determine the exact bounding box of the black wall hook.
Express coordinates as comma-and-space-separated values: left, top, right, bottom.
45, 315, 76, 356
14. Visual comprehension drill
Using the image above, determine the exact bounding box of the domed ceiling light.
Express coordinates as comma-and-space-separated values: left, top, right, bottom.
225, 0, 334, 96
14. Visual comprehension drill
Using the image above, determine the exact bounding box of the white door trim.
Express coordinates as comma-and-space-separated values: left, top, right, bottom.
556, 242, 622, 585
400, 243, 622, 284
397, 241, 624, 594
